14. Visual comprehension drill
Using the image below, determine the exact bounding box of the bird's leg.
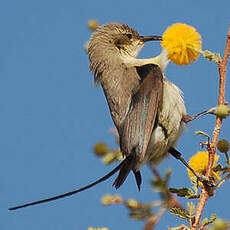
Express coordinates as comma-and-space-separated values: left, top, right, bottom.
182, 107, 216, 123
168, 147, 215, 188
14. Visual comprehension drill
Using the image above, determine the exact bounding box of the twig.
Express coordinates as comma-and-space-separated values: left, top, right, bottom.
144, 207, 167, 230
193, 25, 230, 228
168, 225, 191, 230
216, 173, 230, 188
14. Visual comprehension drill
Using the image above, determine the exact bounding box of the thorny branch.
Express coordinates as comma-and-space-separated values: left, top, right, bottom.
193, 25, 230, 229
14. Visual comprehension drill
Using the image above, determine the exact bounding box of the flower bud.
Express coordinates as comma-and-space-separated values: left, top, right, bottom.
94, 142, 109, 156
126, 199, 139, 210
101, 194, 113, 205
102, 152, 116, 164
88, 20, 99, 31
217, 139, 229, 153
216, 105, 230, 118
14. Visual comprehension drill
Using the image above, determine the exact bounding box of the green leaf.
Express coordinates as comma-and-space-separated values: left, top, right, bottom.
187, 194, 200, 199
129, 211, 144, 220
169, 187, 193, 197
201, 214, 216, 227
212, 164, 223, 172
169, 187, 199, 199
187, 202, 195, 217
169, 207, 189, 220
194, 130, 210, 138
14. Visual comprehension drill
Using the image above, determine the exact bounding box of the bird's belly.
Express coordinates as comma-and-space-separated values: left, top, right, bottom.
147, 121, 185, 164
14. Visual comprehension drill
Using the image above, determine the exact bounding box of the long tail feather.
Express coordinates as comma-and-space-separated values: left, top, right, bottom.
9, 160, 126, 211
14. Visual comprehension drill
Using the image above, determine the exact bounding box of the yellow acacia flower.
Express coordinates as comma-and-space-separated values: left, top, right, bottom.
161, 23, 202, 65
187, 151, 221, 183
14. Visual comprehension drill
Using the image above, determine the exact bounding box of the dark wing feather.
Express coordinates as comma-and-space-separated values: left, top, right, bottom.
119, 64, 163, 162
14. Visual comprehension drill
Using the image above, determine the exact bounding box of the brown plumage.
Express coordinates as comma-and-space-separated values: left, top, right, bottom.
88, 23, 183, 189
114, 64, 163, 189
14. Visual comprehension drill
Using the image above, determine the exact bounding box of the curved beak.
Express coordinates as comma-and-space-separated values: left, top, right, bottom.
140, 35, 162, 42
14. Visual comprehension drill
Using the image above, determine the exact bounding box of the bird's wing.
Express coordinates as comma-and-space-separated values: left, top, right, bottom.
118, 64, 163, 162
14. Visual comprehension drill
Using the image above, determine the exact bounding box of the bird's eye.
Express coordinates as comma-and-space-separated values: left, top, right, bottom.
126, 33, 133, 39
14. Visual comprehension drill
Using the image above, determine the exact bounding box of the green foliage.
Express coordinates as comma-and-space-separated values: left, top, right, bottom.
169, 207, 190, 220
202, 50, 221, 64
212, 164, 223, 172
129, 207, 153, 221
201, 214, 216, 228
187, 202, 195, 218
169, 187, 199, 199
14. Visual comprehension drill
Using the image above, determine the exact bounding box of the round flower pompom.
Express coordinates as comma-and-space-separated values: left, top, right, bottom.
161, 23, 202, 65
187, 151, 220, 184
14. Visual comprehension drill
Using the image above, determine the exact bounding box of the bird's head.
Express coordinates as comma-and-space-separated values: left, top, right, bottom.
88, 23, 162, 80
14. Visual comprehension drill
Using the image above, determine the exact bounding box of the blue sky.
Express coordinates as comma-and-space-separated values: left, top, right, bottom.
1, 1, 230, 229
